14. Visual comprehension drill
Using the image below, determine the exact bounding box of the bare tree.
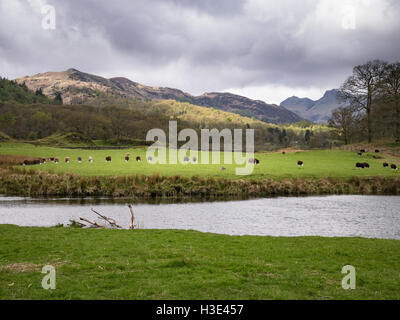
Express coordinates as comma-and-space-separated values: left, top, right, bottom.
381, 62, 400, 142
328, 106, 360, 145
338, 60, 388, 143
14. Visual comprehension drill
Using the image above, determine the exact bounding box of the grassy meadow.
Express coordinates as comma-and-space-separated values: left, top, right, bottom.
0, 225, 399, 300
0, 142, 399, 180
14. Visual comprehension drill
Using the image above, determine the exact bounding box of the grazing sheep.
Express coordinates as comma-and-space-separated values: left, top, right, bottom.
357, 152, 362, 156
49, 157, 55, 162
136, 156, 141, 162
297, 160, 304, 167
40, 158, 46, 164
363, 162, 370, 168
184, 156, 190, 162
106, 156, 111, 162
282, 152, 286, 155
88, 156, 93, 163
125, 155, 130, 162
147, 156, 153, 163
77, 157, 82, 163
54, 157, 59, 164
192, 157, 197, 163
375, 149, 380, 153
360, 149, 366, 153
221, 166, 226, 171
391, 164, 398, 170
356, 162, 364, 169
248, 158, 255, 164
383, 162, 389, 168
65, 157, 70, 163
254, 158, 260, 165
33, 159, 41, 165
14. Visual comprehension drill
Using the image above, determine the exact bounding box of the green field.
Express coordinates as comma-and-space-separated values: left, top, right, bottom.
0, 142, 399, 180
0, 225, 399, 300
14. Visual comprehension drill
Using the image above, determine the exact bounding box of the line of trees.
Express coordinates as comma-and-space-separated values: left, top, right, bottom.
329, 60, 400, 144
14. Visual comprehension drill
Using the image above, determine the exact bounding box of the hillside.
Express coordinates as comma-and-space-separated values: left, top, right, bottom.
280, 89, 343, 123
15, 69, 303, 124
0, 77, 55, 104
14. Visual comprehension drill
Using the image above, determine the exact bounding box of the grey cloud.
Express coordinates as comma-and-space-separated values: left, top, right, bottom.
1, 0, 400, 100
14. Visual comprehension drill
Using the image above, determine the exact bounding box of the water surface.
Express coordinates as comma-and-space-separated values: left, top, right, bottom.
0, 195, 399, 239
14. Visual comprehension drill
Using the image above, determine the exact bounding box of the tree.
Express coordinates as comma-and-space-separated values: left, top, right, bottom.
54, 92, 63, 104
328, 106, 360, 145
338, 60, 388, 142
381, 62, 400, 142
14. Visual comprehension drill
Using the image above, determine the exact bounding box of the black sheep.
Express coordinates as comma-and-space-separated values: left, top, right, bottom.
356, 162, 364, 169
360, 149, 366, 153
77, 157, 82, 163
383, 162, 389, 168
297, 160, 304, 167
106, 156, 111, 162
125, 155, 130, 162
254, 158, 260, 165
391, 164, 398, 170
136, 156, 141, 162
375, 149, 380, 153
363, 162, 370, 168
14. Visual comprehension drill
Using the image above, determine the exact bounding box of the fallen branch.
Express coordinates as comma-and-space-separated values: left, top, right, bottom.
69, 219, 86, 228
91, 208, 122, 228
128, 204, 135, 229
80, 217, 105, 228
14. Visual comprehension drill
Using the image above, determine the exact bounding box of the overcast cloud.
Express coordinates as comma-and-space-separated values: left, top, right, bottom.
1, 0, 400, 103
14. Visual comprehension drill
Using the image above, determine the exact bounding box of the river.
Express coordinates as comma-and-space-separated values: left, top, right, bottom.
0, 195, 399, 239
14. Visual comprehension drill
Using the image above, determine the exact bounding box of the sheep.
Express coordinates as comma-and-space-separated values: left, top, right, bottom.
33, 159, 41, 165
65, 157, 70, 164
147, 156, 153, 163
363, 162, 370, 168
192, 157, 197, 163
88, 156, 93, 163
136, 156, 141, 162
77, 157, 82, 163
221, 166, 226, 171
54, 157, 59, 164
375, 149, 380, 153
357, 152, 362, 156
106, 156, 112, 162
49, 157, 55, 162
297, 160, 304, 167
125, 155, 130, 162
184, 156, 190, 162
254, 158, 260, 165
360, 149, 366, 153
248, 158, 255, 164
391, 164, 398, 170
40, 158, 46, 164
282, 151, 286, 155
383, 162, 389, 168
356, 162, 364, 169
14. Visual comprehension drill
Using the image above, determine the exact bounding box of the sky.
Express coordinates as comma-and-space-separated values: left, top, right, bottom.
1, 0, 400, 104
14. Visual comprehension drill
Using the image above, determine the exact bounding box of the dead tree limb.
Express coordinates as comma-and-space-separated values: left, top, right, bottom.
69, 219, 86, 228
80, 217, 105, 228
128, 204, 135, 229
90, 208, 122, 228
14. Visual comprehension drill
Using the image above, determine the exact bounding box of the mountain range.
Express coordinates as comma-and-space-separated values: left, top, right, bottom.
280, 89, 342, 123
15, 68, 303, 124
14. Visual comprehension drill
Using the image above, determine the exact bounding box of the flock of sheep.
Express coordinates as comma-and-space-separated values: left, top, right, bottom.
20, 149, 398, 171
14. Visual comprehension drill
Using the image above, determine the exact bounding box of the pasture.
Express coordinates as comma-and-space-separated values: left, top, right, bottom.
0, 225, 399, 299
0, 142, 399, 180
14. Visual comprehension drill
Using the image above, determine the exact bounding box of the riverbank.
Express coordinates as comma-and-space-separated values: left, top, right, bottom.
0, 225, 399, 299
0, 167, 399, 198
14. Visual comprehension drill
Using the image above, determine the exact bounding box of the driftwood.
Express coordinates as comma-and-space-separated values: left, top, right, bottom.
69, 219, 86, 228
70, 206, 136, 229
80, 217, 105, 228
128, 204, 135, 229
91, 208, 122, 228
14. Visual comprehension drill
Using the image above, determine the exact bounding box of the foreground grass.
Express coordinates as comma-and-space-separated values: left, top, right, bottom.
0, 225, 399, 300
0, 142, 399, 180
